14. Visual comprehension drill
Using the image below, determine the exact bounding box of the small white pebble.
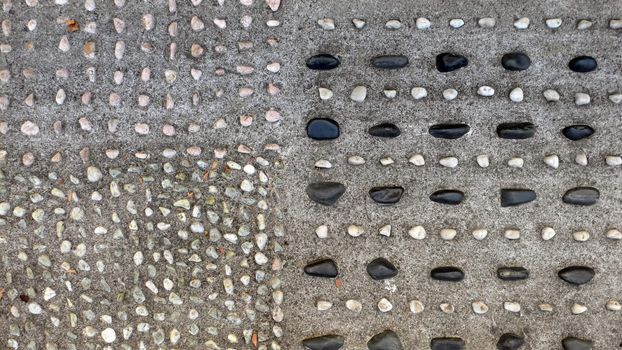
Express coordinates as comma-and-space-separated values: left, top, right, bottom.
317, 18, 335, 30
416, 17, 431, 29
101, 328, 116, 343
314, 159, 332, 169
439, 156, 458, 168
477, 86, 495, 97
541, 227, 556, 240
346, 299, 362, 312
472, 301, 489, 314
440, 228, 457, 240
571, 303, 587, 314
408, 226, 426, 240
605, 155, 622, 166
378, 298, 393, 312
384, 89, 397, 98
385, 20, 402, 29
606, 228, 622, 240
575, 92, 590, 106
509, 87, 524, 102
379, 225, 391, 237
478, 17, 496, 28
315, 225, 328, 239
319, 87, 333, 100
577, 19, 593, 30
575, 152, 588, 166
409, 300, 424, 314
411, 87, 428, 100
379, 157, 394, 166
609, 92, 622, 104
546, 18, 563, 29
472, 229, 488, 240
347, 225, 364, 237
476, 155, 490, 168
544, 155, 559, 169
606, 300, 621, 311
409, 154, 425, 166
504, 302, 521, 313
610, 19, 622, 29
352, 18, 366, 29
440, 303, 454, 313
543, 89, 560, 102
316, 300, 332, 311
348, 155, 365, 165
443, 88, 458, 100
505, 229, 520, 240
350, 85, 367, 102
573, 230, 590, 242
508, 157, 524, 168
514, 17, 530, 29
449, 18, 464, 28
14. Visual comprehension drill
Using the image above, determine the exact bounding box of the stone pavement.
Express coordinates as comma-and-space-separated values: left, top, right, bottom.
0, 0, 621, 349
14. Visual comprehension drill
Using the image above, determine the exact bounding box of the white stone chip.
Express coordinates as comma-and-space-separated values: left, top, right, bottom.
348, 155, 365, 165
411, 87, 428, 100
609, 92, 622, 104
505, 229, 520, 240
347, 225, 364, 237
443, 88, 458, 100
509, 87, 524, 102
409, 154, 425, 166
314, 159, 332, 169
346, 299, 362, 312
543, 89, 560, 102
605, 155, 622, 166
606, 300, 622, 311
319, 87, 333, 100
546, 18, 562, 28
508, 157, 524, 168
352, 18, 366, 29
575, 152, 588, 166
472, 229, 488, 240
384, 89, 397, 98
86, 166, 102, 182
416, 17, 431, 29
514, 17, 530, 29
316, 300, 332, 310
571, 303, 587, 314
28, 303, 42, 314
610, 19, 622, 29
476, 155, 490, 168
573, 230, 590, 242
408, 226, 426, 240
439, 156, 458, 168
575, 92, 590, 106
449, 19, 464, 28
315, 225, 328, 238
385, 20, 402, 29
504, 302, 521, 313
577, 19, 593, 29
440, 228, 457, 240
606, 228, 622, 240
317, 18, 335, 30
544, 155, 559, 169
541, 227, 556, 240
409, 300, 425, 314
378, 298, 393, 312
350, 85, 367, 102
472, 301, 489, 314
379, 225, 391, 237
477, 86, 495, 96
478, 17, 496, 28
101, 328, 116, 343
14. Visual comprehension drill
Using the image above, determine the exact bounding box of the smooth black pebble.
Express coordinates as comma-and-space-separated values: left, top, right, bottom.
302, 334, 345, 350
502, 52, 531, 71
562, 337, 593, 350
431, 267, 464, 282
430, 190, 464, 205
369, 186, 404, 204
429, 123, 470, 139
562, 187, 599, 206
558, 266, 595, 285
306, 54, 340, 70
306, 182, 346, 206
306, 118, 340, 140
431, 337, 465, 350
562, 125, 594, 141
500, 189, 537, 207
371, 55, 409, 69
368, 123, 401, 138
497, 333, 525, 350
304, 259, 338, 278
568, 56, 597, 73
497, 267, 530, 281
367, 330, 403, 350
497, 122, 536, 139
436, 53, 468, 72
367, 258, 398, 280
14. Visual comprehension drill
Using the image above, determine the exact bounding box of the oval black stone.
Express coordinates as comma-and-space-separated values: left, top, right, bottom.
367, 330, 403, 350
429, 123, 470, 139
436, 53, 468, 72
501, 52, 531, 71
367, 258, 398, 280
368, 123, 401, 138
431, 267, 464, 282
369, 186, 404, 204
306, 182, 346, 206
431, 337, 465, 350
430, 190, 464, 205
304, 259, 338, 278
562, 187, 599, 206
562, 125, 594, 141
497, 333, 525, 350
302, 334, 345, 350
562, 337, 593, 350
306, 54, 340, 70
496, 122, 536, 139
371, 55, 409, 69
568, 56, 597, 73
307, 118, 340, 140
500, 189, 537, 207
497, 267, 530, 281
558, 266, 594, 285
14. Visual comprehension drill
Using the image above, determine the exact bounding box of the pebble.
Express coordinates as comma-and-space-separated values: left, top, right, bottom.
317, 18, 335, 30
478, 17, 496, 28
476, 155, 490, 168
348, 155, 366, 165
539, 304, 554, 312
436, 53, 468, 72
368, 186, 404, 204
505, 229, 521, 240
498, 267, 529, 280
562, 187, 599, 206
408, 226, 426, 240
430, 266, 464, 281
431, 338, 465, 350
316, 300, 332, 311
498, 333, 524, 350
306, 54, 340, 70
558, 266, 595, 285
544, 89, 561, 102
575, 93, 590, 105
575, 152, 588, 166
416, 17, 431, 29
562, 337, 593, 350
571, 303, 588, 314
21, 121, 39, 136
28, 303, 42, 314
472, 301, 488, 314
306, 182, 346, 206
440, 303, 455, 313
569, 56, 597, 72
606, 228, 622, 240
577, 19, 593, 30
314, 159, 332, 169
606, 300, 621, 311
546, 18, 562, 28
611, 19, 622, 29
573, 230, 590, 242
502, 52, 531, 71
318, 87, 333, 100
101, 328, 116, 343
368, 123, 401, 138
477, 86, 495, 96
379, 157, 394, 166
371, 55, 409, 69
472, 229, 488, 240
509, 87, 524, 102
443, 88, 458, 100
514, 17, 530, 29
429, 123, 470, 139
500, 188, 537, 207
384, 89, 397, 98
440, 228, 457, 240
411, 87, 428, 100
302, 335, 344, 350
449, 19, 464, 28
430, 190, 464, 205
439, 156, 458, 168
385, 20, 402, 29
379, 224, 391, 237
497, 122, 536, 139
350, 85, 367, 102
542, 227, 557, 240
266, 0, 281, 11
347, 225, 364, 237
307, 118, 340, 140
86, 166, 102, 182
507, 157, 524, 168
377, 298, 393, 312
367, 258, 397, 280
346, 299, 362, 312
304, 259, 338, 278
368, 330, 402, 350
605, 155, 622, 166
409, 300, 425, 314
544, 155, 559, 169
409, 154, 425, 166
315, 225, 328, 239
562, 125, 594, 141
610, 92, 622, 104
352, 18, 366, 29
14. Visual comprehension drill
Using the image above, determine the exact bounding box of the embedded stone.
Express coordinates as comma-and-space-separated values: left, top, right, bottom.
500, 189, 537, 207
368, 123, 401, 138
307, 118, 340, 140
306, 54, 340, 70
568, 56, 597, 72
304, 259, 338, 278
367, 258, 398, 280
429, 123, 470, 139
558, 266, 595, 285
562, 125, 594, 141
367, 330, 403, 350
496, 122, 536, 139
562, 337, 593, 350
371, 55, 409, 69
431, 267, 464, 281
501, 52, 531, 71
302, 334, 345, 350
306, 182, 346, 206
497, 333, 524, 350
436, 53, 468, 72
562, 187, 599, 206
497, 267, 529, 281
429, 190, 464, 205
431, 337, 465, 350
369, 186, 404, 204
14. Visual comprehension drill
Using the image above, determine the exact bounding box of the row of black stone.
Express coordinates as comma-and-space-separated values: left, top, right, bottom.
306, 183, 600, 206
307, 119, 595, 141
307, 53, 598, 72
304, 259, 595, 285
303, 332, 592, 350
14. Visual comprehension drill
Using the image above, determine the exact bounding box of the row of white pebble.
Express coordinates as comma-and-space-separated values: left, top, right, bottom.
316, 224, 622, 241
2, 0, 281, 12
317, 17, 622, 31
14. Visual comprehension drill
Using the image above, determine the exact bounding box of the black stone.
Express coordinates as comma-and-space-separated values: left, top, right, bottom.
496, 122, 536, 139
431, 337, 465, 350
562, 337, 593, 350
304, 259, 338, 278
429, 123, 470, 139
497, 333, 525, 350
562, 187, 600, 206
436, 53, 468, 72
371, 55, 409, 69
562, 125, 594, 141
558, 266, 595, 285
306, 118, 340, 140
500, 189, 537, 207
367, 330, 402, 350
431, 267, 464, 282
501, 52, 531, 71
368, 123, 401, 138
568, 56, 597, 73
367, 258, 398, 280
306, 182, 346, 206
306, 54, 340, 70
369, 186, 404, 204
429, 190, 464, 205
497, 267, 530, 281
302, 335, 345, 350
